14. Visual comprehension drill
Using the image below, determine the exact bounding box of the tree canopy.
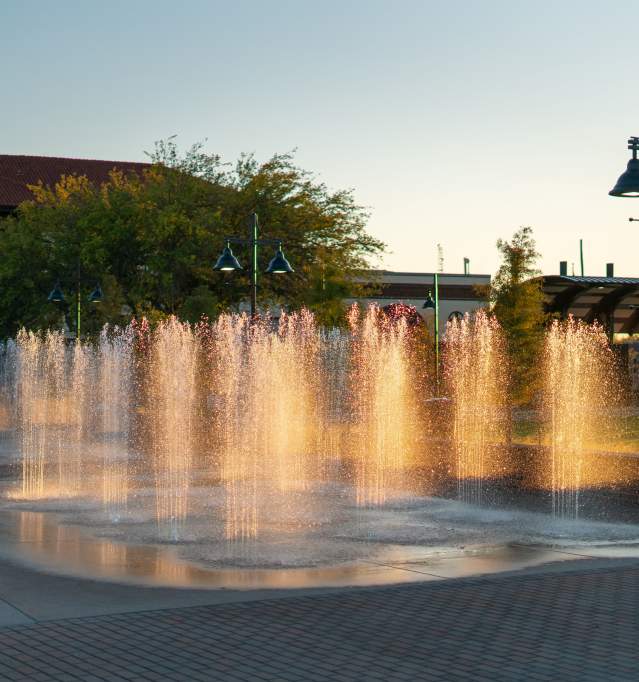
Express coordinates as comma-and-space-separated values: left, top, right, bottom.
0, 140, 385, 337
489, 226, 547, 405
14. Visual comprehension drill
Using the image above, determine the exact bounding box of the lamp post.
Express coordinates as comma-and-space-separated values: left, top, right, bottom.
609, 137, 639, 197
423, 272, 440, 395
213, 212, 294, 317
48, 264, 103, 340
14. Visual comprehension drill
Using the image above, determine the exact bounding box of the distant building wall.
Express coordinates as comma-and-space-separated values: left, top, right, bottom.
345, 270, 490, 336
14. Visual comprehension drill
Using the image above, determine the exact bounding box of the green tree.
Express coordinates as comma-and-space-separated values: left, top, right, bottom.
0, 140, 384, 337
490, 226, 547, 404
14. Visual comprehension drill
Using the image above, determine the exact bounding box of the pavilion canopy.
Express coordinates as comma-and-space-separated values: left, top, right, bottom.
538, 275, 639, 336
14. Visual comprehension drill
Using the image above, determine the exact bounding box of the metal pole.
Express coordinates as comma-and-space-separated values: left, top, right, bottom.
434, 272, 440, 395
250, 212, 258, 317
76, 258, 81, 340
579, 239, 584, 277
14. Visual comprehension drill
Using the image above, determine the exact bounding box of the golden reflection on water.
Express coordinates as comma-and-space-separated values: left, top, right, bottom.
8, 511, 636, 588
7, 511, 434, 589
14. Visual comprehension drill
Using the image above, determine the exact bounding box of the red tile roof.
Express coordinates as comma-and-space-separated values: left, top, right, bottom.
0, 154, 151, 209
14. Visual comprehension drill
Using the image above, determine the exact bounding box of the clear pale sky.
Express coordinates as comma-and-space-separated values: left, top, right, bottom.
2, 0, 638, 277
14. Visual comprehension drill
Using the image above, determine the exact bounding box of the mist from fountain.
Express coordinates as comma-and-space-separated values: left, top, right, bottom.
148, 317, 198, 536
97, 326, 133, 515
348, 305, 421, 506
208, 310, 327, 541
15, 330, 75, 498
67, 340, 91, 497
543, 318, 617, 519
3, 306, 629, 562
445, 310, 508, 505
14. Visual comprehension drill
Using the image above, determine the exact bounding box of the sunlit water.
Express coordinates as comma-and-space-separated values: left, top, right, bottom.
0, 308, 636, 583
1, 477, 639, 580
445, 311, 507, 505
543, 319, 619, 519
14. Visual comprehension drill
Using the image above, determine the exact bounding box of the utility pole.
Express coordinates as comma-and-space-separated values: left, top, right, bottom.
437, 243, 444, 273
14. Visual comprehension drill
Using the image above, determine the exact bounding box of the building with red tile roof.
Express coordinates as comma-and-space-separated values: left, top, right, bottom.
0, 154, 150, 216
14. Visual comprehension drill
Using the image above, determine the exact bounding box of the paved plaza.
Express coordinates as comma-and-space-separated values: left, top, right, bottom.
0, 556, 638, 681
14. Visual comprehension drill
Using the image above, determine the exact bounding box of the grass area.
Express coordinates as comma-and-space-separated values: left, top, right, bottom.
512, 414, 639, 454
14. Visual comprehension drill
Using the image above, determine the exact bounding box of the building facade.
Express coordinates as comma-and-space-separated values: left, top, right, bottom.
345, 270, 490, 336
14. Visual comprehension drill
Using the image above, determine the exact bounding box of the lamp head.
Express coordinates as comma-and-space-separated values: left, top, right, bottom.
266, 247, 294, 274
88, 283, 103, 303
610, 137, 639, 197
213, 245, 243, 271
423, 291, 435, 310
48, 283, 65, 303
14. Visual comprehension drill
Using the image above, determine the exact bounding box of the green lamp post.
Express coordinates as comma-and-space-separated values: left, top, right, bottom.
48, 276, 103, 340
213, 212, 294, 316
423, 272, 440, 395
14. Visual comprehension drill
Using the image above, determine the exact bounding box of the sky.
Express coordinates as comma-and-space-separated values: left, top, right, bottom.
2, 0, 639, 277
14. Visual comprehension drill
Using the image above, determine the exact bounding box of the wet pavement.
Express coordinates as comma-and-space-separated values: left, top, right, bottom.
2, 489, 639, 679
0, 555, 638, 681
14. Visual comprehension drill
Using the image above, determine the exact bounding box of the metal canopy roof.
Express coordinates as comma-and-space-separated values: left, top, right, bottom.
543, 275, 639, 286
537, 275, 639, 336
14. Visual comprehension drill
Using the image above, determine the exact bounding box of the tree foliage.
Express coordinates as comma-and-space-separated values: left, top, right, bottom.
489, 226, 547, 404
0, 140, 385, 337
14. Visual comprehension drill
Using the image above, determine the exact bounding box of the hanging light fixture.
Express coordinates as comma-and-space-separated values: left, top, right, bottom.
88, 283, 103, 303
265, 246, 294, 274
48, 282, 65, 303
422, 290, 435, 309
213, 242, 243, 271
609, 137, 639, 197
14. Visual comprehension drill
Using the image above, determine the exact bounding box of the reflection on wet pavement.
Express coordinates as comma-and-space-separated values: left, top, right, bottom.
3, 510, 639, 589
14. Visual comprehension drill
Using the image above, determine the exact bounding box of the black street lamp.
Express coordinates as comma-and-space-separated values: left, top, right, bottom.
88, 284, 104, 304
47, 282, 65, 304
48, 275, 103, 339
609, 137, 639, 197
213, 212, 294, 316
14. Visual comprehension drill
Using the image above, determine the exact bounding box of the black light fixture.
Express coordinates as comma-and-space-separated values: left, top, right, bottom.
609, 137, 639, 197
88, 283, 103, 303
265, 246, 294, 274
423, 290, 435, 309
213, 243, 243, 271
48, 282, 65, 303
214, 213, 294, 316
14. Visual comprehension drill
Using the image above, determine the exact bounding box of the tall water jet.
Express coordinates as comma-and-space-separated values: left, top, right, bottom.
210, 311, 323, 540
349, 305, 420, 506
148, 317, 197, 534
445, 310, 507, 506
263, 310, 323, 491
0, 340, 16, 437
65, 340, 92, 497
16, 330, 68, 498
209, 313, 257, 541
97, 326, 133, 515
319, 328, 350, 468
543, 318, 617, 519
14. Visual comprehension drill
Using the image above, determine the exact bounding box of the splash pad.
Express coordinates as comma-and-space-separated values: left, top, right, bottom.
0, 308, 638, 587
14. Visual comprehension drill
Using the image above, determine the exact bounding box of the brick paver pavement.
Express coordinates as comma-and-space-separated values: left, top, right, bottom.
0, 563, 638, 681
